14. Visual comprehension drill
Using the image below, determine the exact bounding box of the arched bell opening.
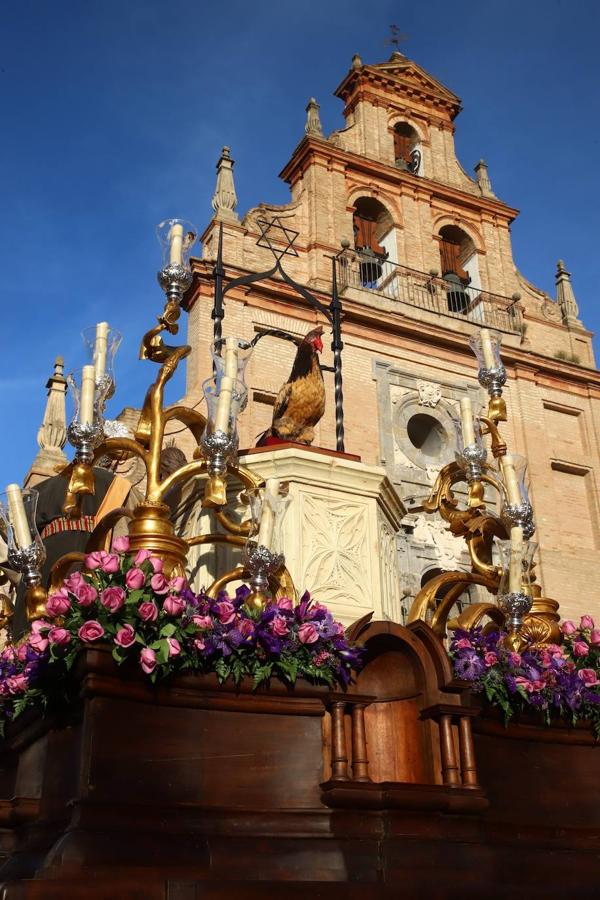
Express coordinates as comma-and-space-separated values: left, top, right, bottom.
352, 197, 394, 287
393, 122, 422, 175
437, 225, 479, 315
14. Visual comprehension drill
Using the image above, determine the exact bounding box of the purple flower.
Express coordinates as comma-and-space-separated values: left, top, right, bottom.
454, 652, 485, 681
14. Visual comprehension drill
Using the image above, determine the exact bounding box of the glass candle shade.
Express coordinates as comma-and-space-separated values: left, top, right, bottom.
498, 453, 535, 539
81, 324, 122, 399
468, 328, 507, 396
454, 414, 486, 482
0, 487, 46, 577
66, 368, 107, 461
156, 219, 197, 270
497, 535, 537, 596
210, 337, 253, 409
200, 376, 244, 472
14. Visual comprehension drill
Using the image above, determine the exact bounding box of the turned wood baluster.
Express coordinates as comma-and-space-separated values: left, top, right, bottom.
350, 703, 370, 782
458, 716, 479, 787
330, 701, 349, 781
439, 714, 461, 786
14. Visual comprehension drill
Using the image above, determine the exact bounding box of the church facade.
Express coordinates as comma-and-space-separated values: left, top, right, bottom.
179, 51, 600, 624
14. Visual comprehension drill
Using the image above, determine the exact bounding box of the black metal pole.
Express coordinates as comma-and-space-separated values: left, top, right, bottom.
212, 223, 225, 350
330, 255, 345, 453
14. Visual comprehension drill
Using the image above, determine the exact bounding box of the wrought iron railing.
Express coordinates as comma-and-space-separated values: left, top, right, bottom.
337, 251, 522, 334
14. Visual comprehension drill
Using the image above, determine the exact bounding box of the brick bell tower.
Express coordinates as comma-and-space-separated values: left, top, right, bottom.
183, 51, 600, 623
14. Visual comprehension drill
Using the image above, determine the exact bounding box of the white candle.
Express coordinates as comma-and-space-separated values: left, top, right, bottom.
459, 397, 476, 447
94, 321, 109, 381
80, 365, 96, 426
214, 375, 233, 434
508, 525, 524, 593
169, 223, 184, 266
257, 478, 281, 550
480, 328, 495, 369
6, 484, 32, 549
224, 337, 238, 380
501, 455, 521, 506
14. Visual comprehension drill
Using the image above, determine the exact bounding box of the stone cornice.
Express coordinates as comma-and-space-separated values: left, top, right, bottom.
279, 137, 519, 224
334, 63, 462, 121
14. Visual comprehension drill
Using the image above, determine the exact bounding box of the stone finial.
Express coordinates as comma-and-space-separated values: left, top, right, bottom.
555, 259, 581, 325
474, 159, 495, 198
211, 146, 239, 223
305, 98, 323, 137
352, 54, 362, 69
25, 356, 68, 486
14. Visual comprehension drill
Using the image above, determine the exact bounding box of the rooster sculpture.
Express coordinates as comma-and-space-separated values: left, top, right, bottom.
256, 326, 325, 447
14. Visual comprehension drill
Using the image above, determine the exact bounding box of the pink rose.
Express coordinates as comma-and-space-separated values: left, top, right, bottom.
167, 637, 181, 657
275, 597, 293, 611
573, 640, 589, 658
78, 620, 105, 643
125, 567, 146, 591
333, 622, 345, 636
484, 651, 498, 667
6, 675, 28, 694
100, 552, 120, 574
112, 536, 130, 553
114, 624, 136, 648
138, 601, 158, 622
539, 650, 553, 668
238, 619, 255, 639
149, 556, 164, 573
64, 571, 85, 592
456, 638, 472, 649
214, 600, 236, 625
140, 647, 156, 674
509, 652, 522, 666
271, 615, 289, 637
561, 620, 577, 635
100, 586, 125, 613
590, 629, 600, 646
163, 595, 185, 616
46, 589, 71, 617
547, 644, 565, 659
581, 615, 595, 631
28, 632, 49, 654
150, 573, 169, 595
74, 582, 98, 607
134, 549, 152, 565
84, 551, 104, 570
192, 614, 213, 630
193, 637, 205, 651
48, 627, 71, 645
577, 668, 599, 687
31, 619, 49, 633
168, 576, 187, 593
298, 622, 319, 644
17, 645, 28, 661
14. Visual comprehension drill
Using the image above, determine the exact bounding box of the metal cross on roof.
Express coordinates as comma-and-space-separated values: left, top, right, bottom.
385, 24, 409, 51
256, 216, 300, 260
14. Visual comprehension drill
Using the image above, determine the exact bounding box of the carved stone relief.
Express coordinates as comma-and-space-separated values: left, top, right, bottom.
301, 494, 371, 608
417, 380, 442, 407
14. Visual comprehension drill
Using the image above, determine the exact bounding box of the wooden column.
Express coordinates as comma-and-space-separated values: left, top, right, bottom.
351, 703, 370, 782
330, 701, 349, 781
439, 714, 460, 786
458, 716, 479, 787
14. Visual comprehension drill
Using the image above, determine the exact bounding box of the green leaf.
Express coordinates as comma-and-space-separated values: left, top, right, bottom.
160, 623, 177, 638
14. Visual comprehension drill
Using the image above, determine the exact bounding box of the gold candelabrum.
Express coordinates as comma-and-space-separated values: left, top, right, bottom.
1, 220, 297, 627
406, 329, 560, 651
0, 224, 558, 654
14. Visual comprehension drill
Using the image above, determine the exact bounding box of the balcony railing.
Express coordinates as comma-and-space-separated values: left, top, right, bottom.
337, 251, 523, 334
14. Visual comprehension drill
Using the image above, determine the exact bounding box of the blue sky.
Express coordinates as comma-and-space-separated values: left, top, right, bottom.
1, 0, 599, 482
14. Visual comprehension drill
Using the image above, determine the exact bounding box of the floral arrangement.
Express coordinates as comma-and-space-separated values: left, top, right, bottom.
449, 617, 600, 737
0, 537, 363, 732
